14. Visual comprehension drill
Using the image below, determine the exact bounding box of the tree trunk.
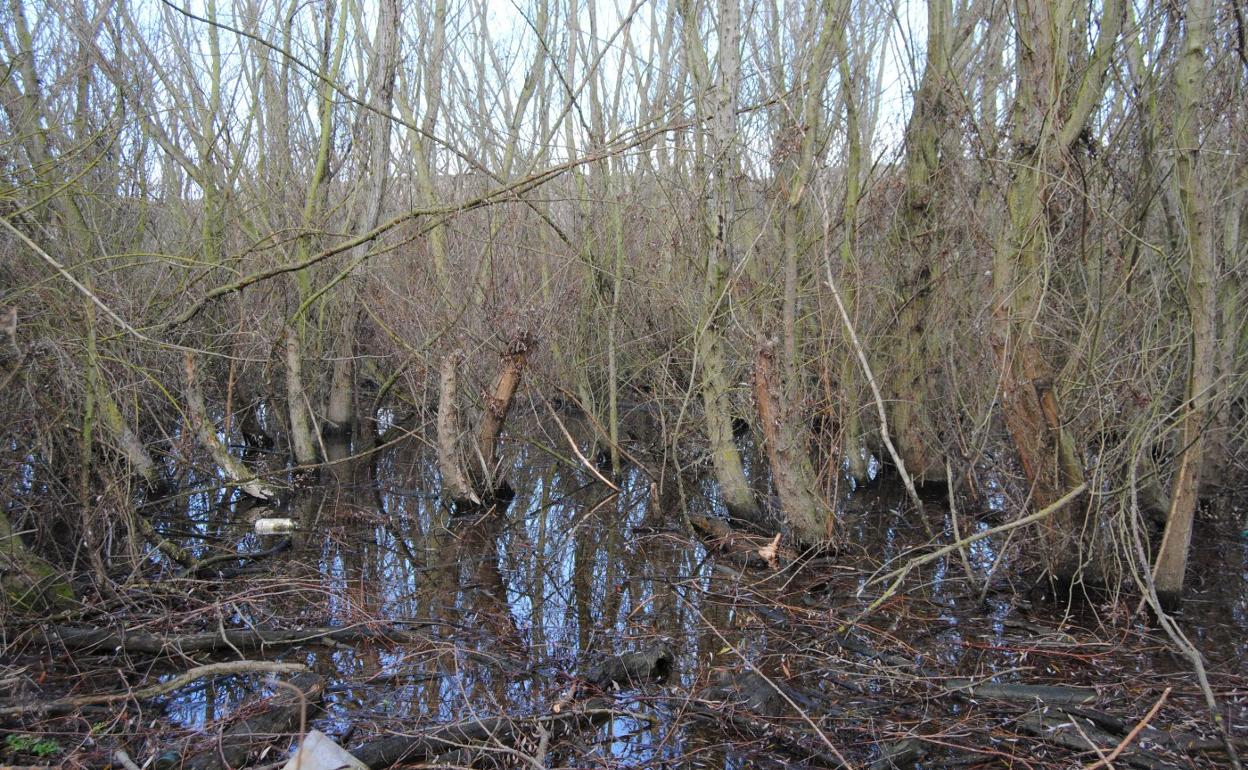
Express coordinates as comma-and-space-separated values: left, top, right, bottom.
991, 0, 1121, 584
889, 0, 953, 482
682, 0, 762, 524
755, 339, 833, 546
325, 0, 399, 439
436, 351, 477, 507
1153, 0, 1214, 608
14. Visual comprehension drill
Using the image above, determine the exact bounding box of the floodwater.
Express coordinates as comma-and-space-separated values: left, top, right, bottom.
5, 421, 1247, 769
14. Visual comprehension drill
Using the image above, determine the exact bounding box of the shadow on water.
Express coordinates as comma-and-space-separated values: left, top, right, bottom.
16, 419, 1246, 768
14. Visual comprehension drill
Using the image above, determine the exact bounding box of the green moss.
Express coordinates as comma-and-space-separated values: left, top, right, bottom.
1, 511, 76, 611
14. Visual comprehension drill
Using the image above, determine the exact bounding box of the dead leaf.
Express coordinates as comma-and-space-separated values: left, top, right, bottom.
758, 533, 781, 569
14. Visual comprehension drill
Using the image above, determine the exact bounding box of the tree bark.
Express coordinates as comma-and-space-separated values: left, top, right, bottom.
436, 351, 477, 506
755, 339, 833, 546
681, 0, 763, 524
1153, 0, 1214, 608
992, 0, 1121, 583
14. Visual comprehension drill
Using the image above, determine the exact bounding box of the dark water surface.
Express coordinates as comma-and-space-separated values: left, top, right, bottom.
9, 425, 1246, 769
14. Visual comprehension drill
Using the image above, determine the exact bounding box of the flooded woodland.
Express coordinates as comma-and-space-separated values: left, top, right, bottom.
1, 0, 1247, 768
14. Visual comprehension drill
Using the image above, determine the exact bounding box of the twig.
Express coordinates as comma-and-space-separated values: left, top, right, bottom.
542, 397, 621, 491
1082, 688, 1170, 770
844, 484, 1087, 631
821, 222, 932, 539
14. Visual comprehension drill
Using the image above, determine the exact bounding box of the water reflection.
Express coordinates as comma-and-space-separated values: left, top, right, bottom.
146, 419, 1247, 767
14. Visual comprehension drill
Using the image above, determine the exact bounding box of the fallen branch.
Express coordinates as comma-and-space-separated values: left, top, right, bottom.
1084, 688, 1170, 770
1017, 711, 1177, 770
844, 483, 1088, 631
0, 661, 306, 718
350, 643, 673, 768
48, 623, 423, 655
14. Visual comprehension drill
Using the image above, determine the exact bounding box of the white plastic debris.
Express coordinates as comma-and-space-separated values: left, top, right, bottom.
281, 730, 367, 770
254, 517, 298, 534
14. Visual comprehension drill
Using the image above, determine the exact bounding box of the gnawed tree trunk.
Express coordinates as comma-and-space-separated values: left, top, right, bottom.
472, 332, 534, 495
992, 0, 1121, 584
437, 334, 533, 508
1152, 0, 1214, 609
436, 351, 477, 507
184, 353, 278, 501
755, 338, 833, 546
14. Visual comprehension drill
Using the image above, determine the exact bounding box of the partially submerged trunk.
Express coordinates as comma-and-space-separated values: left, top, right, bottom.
437, 334, 534, 509
436, 351, 477, 507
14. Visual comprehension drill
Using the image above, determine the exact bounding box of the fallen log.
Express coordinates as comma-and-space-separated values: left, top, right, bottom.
351, 698, 620, 769
181, 671, 325, 770
349, 643, 673, 769
47, 624, 423, 655
691, 673, 917, 769
1016, 711, 1179, 770
945, 678, 1097, 706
